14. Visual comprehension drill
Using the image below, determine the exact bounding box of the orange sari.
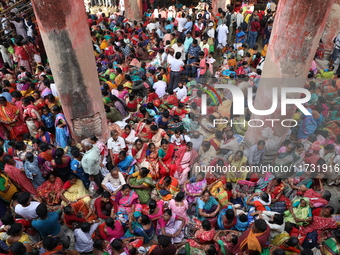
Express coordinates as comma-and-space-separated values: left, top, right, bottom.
0, 102, 20, 139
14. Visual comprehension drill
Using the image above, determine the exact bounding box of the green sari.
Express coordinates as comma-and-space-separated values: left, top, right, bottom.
321, 238, 340, 255
284, 198, 311, 226
129, 175, 154, 204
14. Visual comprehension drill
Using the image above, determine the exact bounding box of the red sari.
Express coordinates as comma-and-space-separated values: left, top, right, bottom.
4, 163, 37, 195
131, 143, 148, 164
268, 181, 291, 208
159, 144, 176, 177
0, 102, 20, 140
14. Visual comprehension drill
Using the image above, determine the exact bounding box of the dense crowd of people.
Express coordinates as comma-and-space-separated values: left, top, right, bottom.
0, 0, 339, 255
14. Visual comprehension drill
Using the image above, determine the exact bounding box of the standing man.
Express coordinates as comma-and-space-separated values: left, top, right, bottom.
246, 140, 266, 168
186, 39, 201, 77
172, 39, 185, 61
330, 33, 340, 65
217, 21, 229, 54
168, 52, 185, 91
81, 139, 103, 196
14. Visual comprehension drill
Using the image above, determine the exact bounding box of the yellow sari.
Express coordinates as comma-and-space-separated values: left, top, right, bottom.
62, 179, 91, 206
0, 173, 18, 202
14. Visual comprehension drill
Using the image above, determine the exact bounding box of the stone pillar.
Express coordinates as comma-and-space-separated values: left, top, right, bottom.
31, 0, 109, 142
124, 0, 142, 21
244, 0, 334, 158
322, 0, 340, 57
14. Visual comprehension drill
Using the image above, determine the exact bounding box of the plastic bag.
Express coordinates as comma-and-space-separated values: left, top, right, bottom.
89, 181, 99, 195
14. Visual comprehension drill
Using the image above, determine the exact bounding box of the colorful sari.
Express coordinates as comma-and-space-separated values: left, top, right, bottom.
297, 109, 319, 139
14, 46, 31, 73
186, 178, 207, 204
188, 227, 216, 249
132, 143, 148, 168
146, 149, 159, 179
0, 102, 20, 140
196, 196, 219, 222
156, 177, 179, 201
61, 179, 91, 206
55, 113, 70, 148
129, 173, 154, 204
156, 214, 185, 243
135, 122, 152, 142
125, 222, 155, 243
321, 238, 340, 255
117, 190, 141, 216
256, 172, 274, 191
158, 144, 176, 177
284, 198, 311, 226
117, 155, 136, 175
65, 199, 97, 228
36, 177, 63, 205
174, 146, 199, 185
37, 131, 53, 144
297, 216, 337, 244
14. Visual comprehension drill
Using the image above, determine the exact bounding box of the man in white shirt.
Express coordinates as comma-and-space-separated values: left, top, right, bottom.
146, 19, 156, 32
153, 75, 167, 98
101, 168, 126, 195
107, 130, 126, 165
15, 192, 40, 220
176, 13, 187, 32
74, 221, 100, 253
168, 52, 184, 91
171, 39, 185, 61
217, 22, 229, 50
174, 82, 187, 101
236, 9, 244, 27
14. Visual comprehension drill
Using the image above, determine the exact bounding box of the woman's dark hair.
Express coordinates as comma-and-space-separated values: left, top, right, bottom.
160, 138, 168, 145
163, 209, 172, 216
89, 134, 98, 142
63, 205, 72, 215
121, 184, 131, 191
43, 236, 59, 251
149, 199, 157, 214
202, 220, 212, 231
202, 190, 211, 197
163, 176, 171, 185
322, 191, 332, 201
325, 205, 335, 214
148, 143, 155, 149
54, 148, 65, 165
119, 150, 127, 157
207, 245, 217, 255
37, 126, 46, 133
69, 173, 78, 180
273, 248, 286, 255
7, 223, 22, 236
93, 239, 105, 251
134, 139, 143, 145
225, 209, 235, 223
140, 167, 150, 177
9, 242, 26, 255
105, 217, 115, 230
175, 191, 185, 202
51, 105, 61, 113
140, 215, 151, 225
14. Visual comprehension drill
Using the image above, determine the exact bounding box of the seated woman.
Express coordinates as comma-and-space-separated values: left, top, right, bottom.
131, 139, 148, 170
284, 197, 312, 230
196, 190, 221, 227
6, 223, 35, 254
169, 192, 189, 223
187, 220, 216, 252
156, 176, 179, 201
174, 142, 199, 185
302, 181, 331, 208
155, 110, 170, 130
144, 199, 164, 222
37, 173, 63, 205
60, 174, 91, 206
125, 213, 155, 244
63, 204, 96, 229
127, 167, 154, 204
227, 151, 248, 182
158, 139, 177, 178
196, 141, 216, 167
52, 148, 72, 182
270, 233, 301, 255
184, 172, 207, 204
116, 150, 136, 175
115, 184, 142, 220
121, 125, 137, 155
146, 143, 159, 180
266, 178, 292, 210
291, 206, 337, 245
217, 205, 237, 230
99, 217, 125, 241
0, 171, 18, 203
151, 125, 169, 148
156, 209, 186, 244
214, 230, 239, 255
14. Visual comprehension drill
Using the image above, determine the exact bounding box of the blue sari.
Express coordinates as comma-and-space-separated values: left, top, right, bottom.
298, 109, 319, 139
117, 155, 136, 174
55, 113, 70, 148
124, 222, 155, 243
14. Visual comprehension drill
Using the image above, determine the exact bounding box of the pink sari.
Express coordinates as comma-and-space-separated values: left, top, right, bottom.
118, 190, 141, 215
169, 199, 189, 222
174, 147, 199, 185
